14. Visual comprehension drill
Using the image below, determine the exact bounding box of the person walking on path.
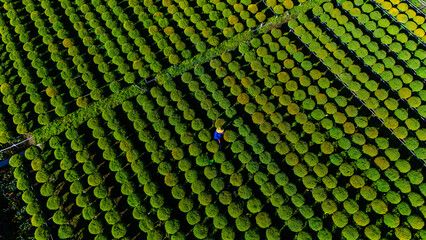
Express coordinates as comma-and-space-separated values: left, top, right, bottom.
214, 127, 224, 149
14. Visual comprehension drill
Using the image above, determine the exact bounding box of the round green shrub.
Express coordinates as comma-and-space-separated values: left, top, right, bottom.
371, 199, 388, 215
317, 229, 332, 240
385, 191, 401, 205
247, 197, 262, 214
52, 209, 69, 225
407, 215, 424, 230
276, 205, 293, 221
321, 199, 337, 214
35, 226, 51, 240
306, 217, 323, 232
364, 225, 381, 240
186, 210, 201, 226
343, 199, 359, 215
221, 226, 235, 240
88, 219, 104, 235
58, 225, 74, 239
395, 227, 412, 240
322, 175, 338, 189
47, 195, 62, 210
394, 178, 411, 193
165, 219, 180, 235
395, 160, 411, 173
332, 211, 348, 228
332, 186, 348, 202
342, 225, 359, 240
360, 186, 377, 201
139, 215, 155, 233
255, 212, 272, 228
287, 217, 304, 232
205, 204, 219, 219
374, 179, 390, 192
383, 213, 400, 229
310, 186, 326, 202
235, 215, 251, 232
397, 201, 412, 216
408, 192, 424, 207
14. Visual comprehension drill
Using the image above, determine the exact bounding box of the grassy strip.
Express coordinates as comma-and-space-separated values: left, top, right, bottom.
31, 0, 325, 143
155, 0, 329, 82
159, 30, 254, 82
32, 86, 141, 143
260, 0, 330, 33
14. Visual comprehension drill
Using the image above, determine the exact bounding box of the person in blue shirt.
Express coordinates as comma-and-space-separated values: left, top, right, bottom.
214, 127, 224, 149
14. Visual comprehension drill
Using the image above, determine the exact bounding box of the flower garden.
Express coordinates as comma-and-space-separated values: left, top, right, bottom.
0, 0, 425, 239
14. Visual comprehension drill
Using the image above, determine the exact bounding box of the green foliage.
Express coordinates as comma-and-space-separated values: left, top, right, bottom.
384, 213, 400, 228
365, 225, 381, 240
407, 215, 424, 230
350, 175, 365, 189
342, 225, 359, 240
165, 219, 180, 235
89, 219, 104, 235
88, 172, 103, 187
299, 205, 314, 219
237, 185, 253, 200
204, 203, 219, 219
395, 227, 412, 240
404, 168, 421, 185
111, 222, 127, 238
288, 217, 303, 232
322, 199, 337, 214
322, 175, 338, 189
100, 197, 115, 212
47, 195, 62, 210
157, 206, 172, 221
246, 197, 262, 214
310, 185, 326, 202
353, 211, 370, 227
395, 178, 411, 193
4, 5, 426, 240
178, 197, 194, 213
343, 199, 359, 215
332, 211, 348, 228
193, 223, 208, 239
81, 205, 98, 221
235, 215, 251, 232
332, 187, 348, 202
9, 154, 24, 168
371, 199, 388, 215
22, 190, 36, 204
58, 224, 73, 239
386, 191, 401, 205
253, 212, 271, 229
291, 194, 305, 207
408, 192, 424, 207
308, 216, 323, 232
53, 210, 68, 225
76, 193, 92, 208
35, 226, 51, 240
36, 168, 50, 183
186, 210, 201, 225
39, 181, 55, 197
26, 201, 42, 216
360, 185, 377, 201
68, 179, 84, 195
396, 202, 412, 216
93, 184, 108, 199
64, 169, 81, 182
